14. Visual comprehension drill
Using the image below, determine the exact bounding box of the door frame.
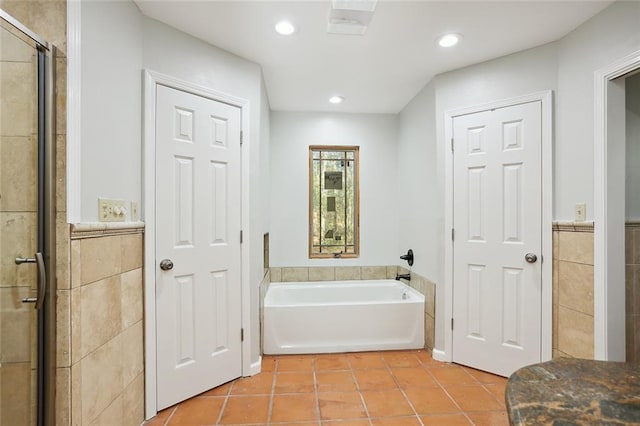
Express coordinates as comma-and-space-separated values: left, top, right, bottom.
594, 49, 640, 361
442, 91, 553, 364
142, 70, 251, 419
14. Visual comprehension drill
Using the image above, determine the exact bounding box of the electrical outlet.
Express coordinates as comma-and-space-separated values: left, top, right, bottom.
575, 203, 586, 222
131, 201, 139, 221
98, 198, 127, 222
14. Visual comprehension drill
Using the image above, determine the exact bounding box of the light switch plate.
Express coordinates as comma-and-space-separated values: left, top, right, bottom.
98, 198, 127, 222
575, 203, 586, 222
131, 201, 139, 221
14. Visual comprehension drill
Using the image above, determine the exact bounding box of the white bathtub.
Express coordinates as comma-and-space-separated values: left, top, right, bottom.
263, 280, 425, 355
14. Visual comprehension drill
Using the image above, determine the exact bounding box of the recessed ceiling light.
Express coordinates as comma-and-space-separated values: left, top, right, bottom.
329, 95, 344, 104
437, 33, 461, 48
275, 20, 296, 36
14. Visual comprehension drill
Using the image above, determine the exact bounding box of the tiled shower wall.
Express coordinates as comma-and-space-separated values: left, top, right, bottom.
552, 222, 595, 359
625, 223, 640, 362
57, 227, 145, 425
267, 266, 436, 350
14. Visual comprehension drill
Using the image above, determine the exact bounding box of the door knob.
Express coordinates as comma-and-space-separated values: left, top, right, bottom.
159, 259, 174, 271
525, 253, 538, 263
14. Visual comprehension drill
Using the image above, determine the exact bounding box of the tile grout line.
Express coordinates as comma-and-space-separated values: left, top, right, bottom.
162, 405, 177, 426
265, 357, 278, 425
383, 352, 425, 426
214, 381, 233, 425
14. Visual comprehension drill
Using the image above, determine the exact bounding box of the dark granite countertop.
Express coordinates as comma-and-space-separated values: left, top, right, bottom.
506, 358, 640, 425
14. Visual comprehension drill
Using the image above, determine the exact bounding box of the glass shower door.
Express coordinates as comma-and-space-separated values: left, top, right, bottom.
0, 17, 40, 426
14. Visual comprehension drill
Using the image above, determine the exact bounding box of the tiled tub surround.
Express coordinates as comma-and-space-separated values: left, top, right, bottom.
56, 224, 145, 426
625, 222, 640, 362
552, 222, 595, 359
268, 266, 436, 350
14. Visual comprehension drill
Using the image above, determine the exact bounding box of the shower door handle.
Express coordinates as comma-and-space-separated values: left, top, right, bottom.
17, 252, 46, 309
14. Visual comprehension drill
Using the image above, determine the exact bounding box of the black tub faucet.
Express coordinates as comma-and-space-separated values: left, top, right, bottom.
395, 273, 411, 281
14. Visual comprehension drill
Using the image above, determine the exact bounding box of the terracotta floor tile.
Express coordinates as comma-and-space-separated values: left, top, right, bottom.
316, 371, 358, 392
262, 355, 277, 372
429, 365, 478, 386
354, 369, 397, 391
277, 356, 315, 372
392, 367, 438, 388
318, 392, 367, 420
420, 413, 472, 425
485, 382, 507, 401
275, 371, 315, 393
322, 421, 370, 425
200, 381, 233, 397
271, 394, 319, 422
445, 385, 505, 412
403, 386, 460, 415
315, 355, 350, 371
348, 353, 387, 369
218, 395, 270, 424
230, 372, 273, 395
466, 410, 510, 425
167, 397, 224, 425
361, 389, 414, 417
270, 423, 320, 426
146, 405, 177, 425
463, 367, 508, 384
371, 416, 422, 425
382, 352, 421, 368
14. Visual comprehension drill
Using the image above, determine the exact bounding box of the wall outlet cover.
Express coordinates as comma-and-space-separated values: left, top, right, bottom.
131, 201, 139, 221
575, 203, 587, 222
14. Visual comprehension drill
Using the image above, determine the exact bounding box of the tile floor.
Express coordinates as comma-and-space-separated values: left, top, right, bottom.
145, 350, 509, 425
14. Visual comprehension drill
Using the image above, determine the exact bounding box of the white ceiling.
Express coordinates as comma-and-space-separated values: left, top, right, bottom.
135, 0, 612, 113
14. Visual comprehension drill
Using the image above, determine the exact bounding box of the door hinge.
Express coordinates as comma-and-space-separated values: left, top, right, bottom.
451, 138, 454, 152
240, 230, 243, 244
240, 131, 243, 145
451, 318, 454, 330
241, 328, 244, 342
451, 228, 455, 241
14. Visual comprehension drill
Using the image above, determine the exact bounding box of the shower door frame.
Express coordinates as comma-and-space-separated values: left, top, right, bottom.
0, 10, 57, 426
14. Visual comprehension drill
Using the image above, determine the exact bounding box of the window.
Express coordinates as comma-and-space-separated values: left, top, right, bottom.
309, 146, 359, 258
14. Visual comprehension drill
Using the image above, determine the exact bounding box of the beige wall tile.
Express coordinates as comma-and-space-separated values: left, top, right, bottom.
0, 362, 31, 426
122, 373, 145, 426
80, 235, 122, 285
558, 231, 594, 265
626, 265, 635, 316
0, 212, 37, 286
57, 289, 71, 367
425, 315, 435, 350
0, 286, 32, 362
0, 22, 34, 62
552, 230, 559, 261
80, 334, 123, 423
425, 281, 435, 319
70, 239, 81, 289
634, 231, 640, 265
386, 265, 398, 279
634, 315, 640, 363
121, 268, 143, 329
557, 306, 594, 359
70, 286, 82, 365
633, 265, 640, 320
626, 228, 634, 265
71, 361, 82, 426
89, 395, 123, 426
281, 267, 309, 282
80, 276, 122, 359
558, 261, 594, 315
270, 267, 282, 282
0, 61, 35, 137
56, 212, 70, 289
626, 314, 635, 362
552, 303, 558, 351
120, 233, 143, 272
121, 321, 144, 388
553, 260, 559, 306
56, 134, 67, 213
309, 267, 335, 281
55, 366, 70, 426
56, 58, 67, 137
335, 266, 360, 281
0, 136, 36, 211
361, 266, 386, 280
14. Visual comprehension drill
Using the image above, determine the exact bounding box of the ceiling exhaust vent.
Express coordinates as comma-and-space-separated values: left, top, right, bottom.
327, 0, 377, 35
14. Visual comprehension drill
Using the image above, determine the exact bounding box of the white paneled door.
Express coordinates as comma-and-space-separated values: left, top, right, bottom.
452, 101, 542, 377
155, 85, 242, 409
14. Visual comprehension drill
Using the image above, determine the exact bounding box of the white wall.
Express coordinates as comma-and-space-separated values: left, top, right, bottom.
627, 73, 640, 219
397, 81, 437, 281
270, 112, 399, 266
80, 0, 142, 221
556, 0, 640, 221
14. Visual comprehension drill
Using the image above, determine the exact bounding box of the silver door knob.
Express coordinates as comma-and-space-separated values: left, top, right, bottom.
159, 259, 174, 271
525, 253, 538, 263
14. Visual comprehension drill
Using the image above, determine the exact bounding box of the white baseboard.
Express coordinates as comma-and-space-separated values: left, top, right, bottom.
431, 348, 447, 362
249, 356, 262, 376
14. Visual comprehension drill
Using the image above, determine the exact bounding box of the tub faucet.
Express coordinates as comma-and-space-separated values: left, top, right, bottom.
395, 273, 411, 281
